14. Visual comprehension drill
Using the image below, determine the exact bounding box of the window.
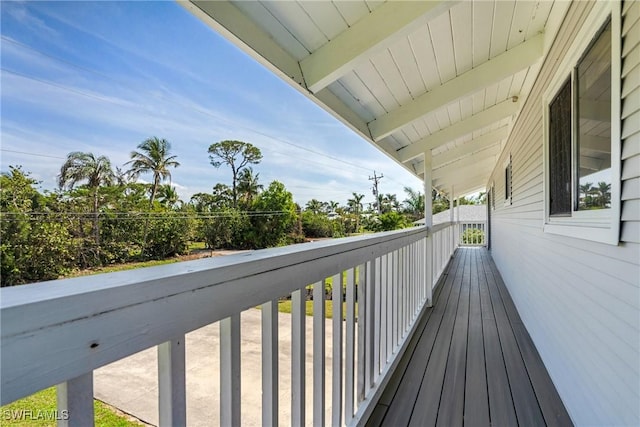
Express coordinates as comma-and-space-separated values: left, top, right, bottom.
504, 156, 512, 206
543, 2, 620, 245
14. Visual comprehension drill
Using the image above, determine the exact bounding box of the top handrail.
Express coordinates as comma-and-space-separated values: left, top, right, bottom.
1, 226, 429, 404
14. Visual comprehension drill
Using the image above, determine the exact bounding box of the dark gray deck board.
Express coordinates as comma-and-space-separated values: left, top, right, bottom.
481, 250, 573, 427
435, 249, 471, 427
481, 251, 546, 427
407, 250, 464, 427
463, 249, 490, 427
368, 247, 573, 427
377, 251, 462, 426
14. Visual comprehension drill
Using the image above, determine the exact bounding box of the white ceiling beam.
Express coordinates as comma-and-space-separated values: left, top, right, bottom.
433, 154, 497, 180
432, 126, 509, 168
181, 2, 378, 148
182, 1, 304, 85
434, 172, 490, 193
368, 34, 543, 141
433, 156, 496, 181
398, 100, 520, 163
299, 1, 459, 93
440, 182, 487, 197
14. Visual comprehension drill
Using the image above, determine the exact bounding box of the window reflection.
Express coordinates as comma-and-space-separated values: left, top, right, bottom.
576, 19, 611, 210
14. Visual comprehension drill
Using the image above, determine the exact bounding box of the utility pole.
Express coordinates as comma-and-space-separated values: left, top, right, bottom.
369, 171, 384, 214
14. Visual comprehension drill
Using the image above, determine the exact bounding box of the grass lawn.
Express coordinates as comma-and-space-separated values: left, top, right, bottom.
276, 300, 357, 319
0, 387, 144, 426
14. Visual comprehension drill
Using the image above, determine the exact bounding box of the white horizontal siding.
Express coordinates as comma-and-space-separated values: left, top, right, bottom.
622, 1, 640, 243
487, 2, 640, 426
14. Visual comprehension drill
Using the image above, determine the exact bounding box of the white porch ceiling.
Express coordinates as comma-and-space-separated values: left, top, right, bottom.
182, 0, 569, 197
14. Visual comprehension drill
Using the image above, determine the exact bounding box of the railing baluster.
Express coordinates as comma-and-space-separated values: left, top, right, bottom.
332, 273, 343, 427
345, 268, 356, 422
291, 289, 305, 426
220, 314, 241, 427
392, 250, 399, 349
158, 336, 186, 427
57, 372, 93, 427
313, 280, 325, 427
261, 300, 278, 427
365, 260, 375, 390
357, 263, 367, 403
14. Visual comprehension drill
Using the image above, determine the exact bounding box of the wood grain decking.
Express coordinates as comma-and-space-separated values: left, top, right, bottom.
367, 247, 573, 427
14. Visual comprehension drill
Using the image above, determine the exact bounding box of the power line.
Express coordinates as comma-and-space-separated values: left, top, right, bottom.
0, 149, 66, 160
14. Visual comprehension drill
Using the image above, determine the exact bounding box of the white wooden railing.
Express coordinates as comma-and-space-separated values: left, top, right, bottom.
1, 223, 457, 426
458, 221, 487, 246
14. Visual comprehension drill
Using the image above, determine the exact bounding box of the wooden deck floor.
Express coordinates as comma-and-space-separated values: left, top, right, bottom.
367, 247, 573, 427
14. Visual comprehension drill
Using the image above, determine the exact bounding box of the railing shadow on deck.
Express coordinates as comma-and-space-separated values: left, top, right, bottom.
1, 222, 458, 426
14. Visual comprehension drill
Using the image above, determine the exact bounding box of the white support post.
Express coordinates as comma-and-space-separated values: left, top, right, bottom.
57, 372, 93, 427
386, 253, 393, 358
262, 300, 278, 427
450, 186, 455, 253
220, 314, 241, 427
332, 273, 343, 427
424, 151, 433, 307
313, 280, 326, 427
158, 337, 186, 427
373, 257, 381, 377
291, 289, 305, 426
380, 255, 387, 366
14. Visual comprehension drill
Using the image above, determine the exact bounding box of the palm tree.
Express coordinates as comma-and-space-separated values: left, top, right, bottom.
237, 167, 263, 208
579, 182, 594, 208
306, 199, 324, 214
347, 192, 365, 232
403, 187, 425, 220
158, 185, 180, 209
328, 200, 339, 213
595, 181, 611, 208
126, 137, 180, 207
58, 152, 114, 246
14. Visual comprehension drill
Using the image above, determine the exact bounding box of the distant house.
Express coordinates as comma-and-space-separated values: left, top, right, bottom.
414, 205, 487, 226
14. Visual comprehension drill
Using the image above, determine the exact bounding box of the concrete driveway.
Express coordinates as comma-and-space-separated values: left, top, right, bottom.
95, 309, 336, 426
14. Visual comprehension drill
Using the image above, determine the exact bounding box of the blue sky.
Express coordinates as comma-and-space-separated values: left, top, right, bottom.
1, 1, 423, 207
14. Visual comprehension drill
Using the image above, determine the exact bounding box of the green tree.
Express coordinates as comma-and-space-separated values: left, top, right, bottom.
1, 167, 75, 286
403, 187, 424, 221
375, 211, 409, 231
347, 192, 365, 233
126, 137, 180, 207
211, 183, 234, 209
237, 167, 263, 209
305, 199, 326, 214
432, 189, 450, 214
201, 208, 250, 249
58, 151, 114, 247
302, 210, 335, 238
250, 181, 297, 248
595, 181, 611, 208
208, 140, 263, 208
157, 185, 181, 209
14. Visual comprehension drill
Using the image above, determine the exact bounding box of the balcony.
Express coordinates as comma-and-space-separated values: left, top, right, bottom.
1, 220, 569, 426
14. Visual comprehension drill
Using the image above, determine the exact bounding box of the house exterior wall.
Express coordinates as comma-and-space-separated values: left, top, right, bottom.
487, 1, 640, 425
